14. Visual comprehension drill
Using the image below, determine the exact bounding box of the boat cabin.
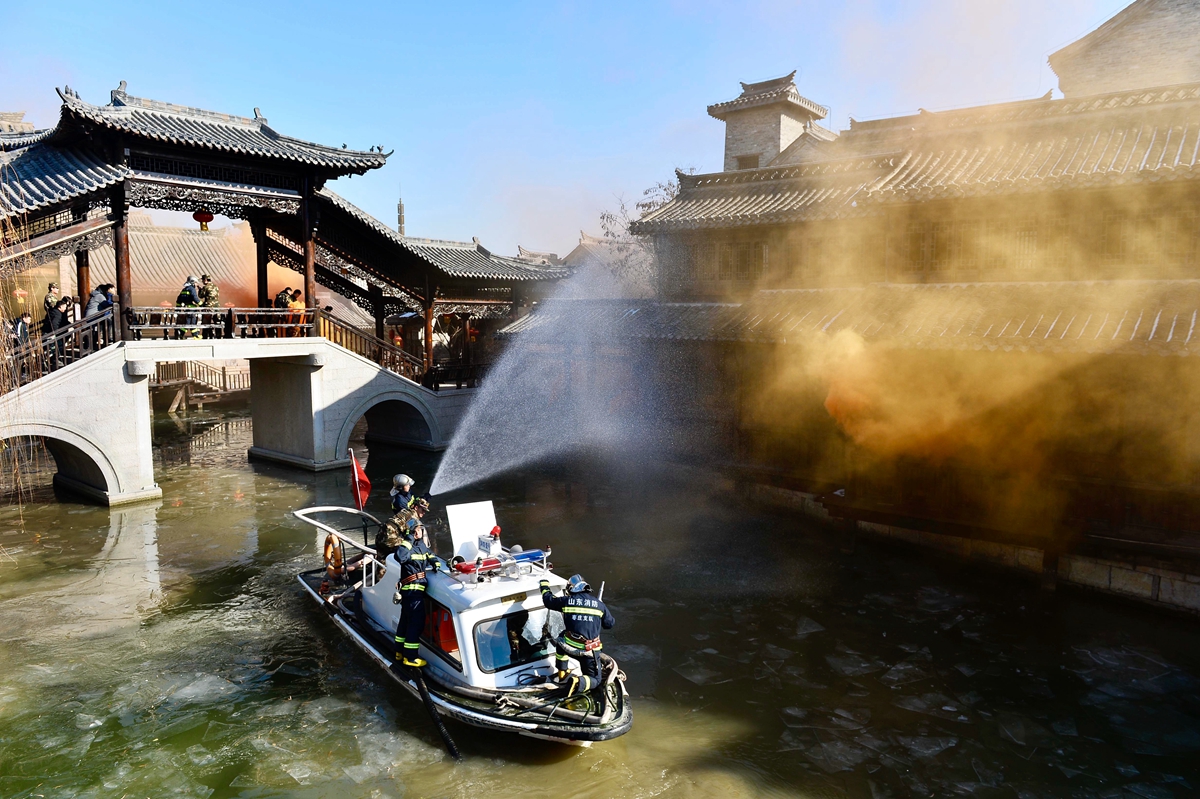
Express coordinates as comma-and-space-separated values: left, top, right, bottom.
359, 500, 571, 690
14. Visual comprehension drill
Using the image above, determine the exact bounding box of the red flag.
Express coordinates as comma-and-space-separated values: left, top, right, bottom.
348, 448, 371, 511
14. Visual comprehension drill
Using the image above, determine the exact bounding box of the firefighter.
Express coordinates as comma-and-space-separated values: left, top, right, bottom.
176, 275, 201, 339
539, 573, 614, 692
390, 474, 416, 512
198, 274, 220, 339
391, 498, 436, 668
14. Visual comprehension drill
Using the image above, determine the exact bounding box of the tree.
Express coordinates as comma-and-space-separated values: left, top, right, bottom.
596, 168, 695, 298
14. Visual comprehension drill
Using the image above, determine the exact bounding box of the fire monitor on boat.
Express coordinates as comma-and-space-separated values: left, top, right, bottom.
294, 500, 632, 745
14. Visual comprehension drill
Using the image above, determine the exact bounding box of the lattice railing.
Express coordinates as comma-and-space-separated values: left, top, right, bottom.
3, 310, 118, 394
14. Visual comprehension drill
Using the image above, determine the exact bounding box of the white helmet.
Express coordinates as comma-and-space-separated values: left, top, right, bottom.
390, 474, 414, 497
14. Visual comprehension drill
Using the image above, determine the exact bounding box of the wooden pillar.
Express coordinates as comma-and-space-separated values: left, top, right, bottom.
251, 220, 269, 307
424, 304, 435, 372
112, 186, 132, 341
369, 283, 385, 340
301, 178, 317, 310
75, 249, 90, 304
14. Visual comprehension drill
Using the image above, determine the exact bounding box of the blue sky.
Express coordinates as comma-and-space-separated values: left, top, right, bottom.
5, 0, 1131, 255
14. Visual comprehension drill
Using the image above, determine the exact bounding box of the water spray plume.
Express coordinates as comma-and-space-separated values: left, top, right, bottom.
431, 269, 659, 495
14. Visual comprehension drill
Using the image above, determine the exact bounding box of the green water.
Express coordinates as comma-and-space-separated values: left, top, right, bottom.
1, 409, 1199, 798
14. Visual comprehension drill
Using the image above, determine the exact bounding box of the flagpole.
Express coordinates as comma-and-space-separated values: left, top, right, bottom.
349, 447, 370, 546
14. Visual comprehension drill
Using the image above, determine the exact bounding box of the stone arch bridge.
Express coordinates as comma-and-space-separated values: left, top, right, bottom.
0, 336, 473, 505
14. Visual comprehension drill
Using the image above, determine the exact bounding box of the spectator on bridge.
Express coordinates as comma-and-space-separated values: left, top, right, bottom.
84, 284, 115, 318
287, 289, 306, 337
11, 312, 31, 348
274, 286, 293, 309
199, 274, 220, 339
42, 297, 71, 370
176, 275, 201, 340
42, 282, 60, 318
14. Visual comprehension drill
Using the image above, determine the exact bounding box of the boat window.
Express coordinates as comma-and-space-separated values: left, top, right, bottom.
421, 599, 461, 667
474, 608, 564, 674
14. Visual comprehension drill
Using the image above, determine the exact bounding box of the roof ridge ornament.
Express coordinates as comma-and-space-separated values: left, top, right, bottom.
112, 80, 128, 105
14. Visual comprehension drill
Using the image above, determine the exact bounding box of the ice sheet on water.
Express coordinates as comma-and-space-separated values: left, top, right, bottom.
672, 660, 727, 686
893, 693, 971, 723
826, 653, 884, 677
606, 644, 659, 663
803, 739, 871, 773
794, 617, 825, 637
1124, 784, 1175, 799
880, 660, 933, 686
995, 711, 1056, 747
897, 735, 957, 760
1052, 718, 1079, 737
169, 674, 238, 705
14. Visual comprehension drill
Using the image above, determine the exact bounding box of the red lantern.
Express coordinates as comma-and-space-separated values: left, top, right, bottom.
193, 209, 214, 232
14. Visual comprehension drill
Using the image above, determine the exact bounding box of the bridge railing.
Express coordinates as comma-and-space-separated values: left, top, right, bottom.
4, 310, 118, 391
314, 311, 425, 382
128, 307, 426, 384
128, 307, 317, 339
153, 361, 250, 393
3, 306, 432, 395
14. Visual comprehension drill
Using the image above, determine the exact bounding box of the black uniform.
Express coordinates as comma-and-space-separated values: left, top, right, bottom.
393, 530, 436, 662
539, 580, 615, 680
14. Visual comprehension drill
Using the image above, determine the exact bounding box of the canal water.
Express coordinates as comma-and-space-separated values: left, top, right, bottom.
2, 408, 1200, 798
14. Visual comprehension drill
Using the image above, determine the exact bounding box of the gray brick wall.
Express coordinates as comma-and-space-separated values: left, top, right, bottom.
1056, 0, 1200, 97
722, 106, 813, 171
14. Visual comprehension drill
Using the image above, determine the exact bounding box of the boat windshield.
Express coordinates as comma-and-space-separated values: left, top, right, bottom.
474, 608, 564, 673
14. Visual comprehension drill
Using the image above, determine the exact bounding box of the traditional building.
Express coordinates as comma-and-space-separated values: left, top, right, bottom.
0, 84, 566, 371
506, 0, 1200, 609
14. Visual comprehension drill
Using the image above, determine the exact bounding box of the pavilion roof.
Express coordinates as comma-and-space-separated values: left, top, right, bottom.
707, 72, 829, 121
0, 142, 127, 218
501, 280, 1200, 357
53, 84, 388, 174
317, 189, 571, 283
635, 82, 1200, 233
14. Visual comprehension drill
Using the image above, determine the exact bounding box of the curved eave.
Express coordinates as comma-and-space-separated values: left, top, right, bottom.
56, 94, 387, 175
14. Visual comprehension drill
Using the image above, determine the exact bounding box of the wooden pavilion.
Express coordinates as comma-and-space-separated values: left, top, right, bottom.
0, 82, 567, 371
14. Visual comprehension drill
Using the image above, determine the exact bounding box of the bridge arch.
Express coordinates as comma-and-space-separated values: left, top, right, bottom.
0, 421, 121, 503
336, 391, 444, 455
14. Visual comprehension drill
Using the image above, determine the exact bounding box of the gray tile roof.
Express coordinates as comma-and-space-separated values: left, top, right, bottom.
635, 83, 1200, 233
500, 280, 1200, 357
318, 189, 571, 282
86, 217, 257, 306
0, 143, 128, 218
56, 85, 388, 173
707, 72, 829, 121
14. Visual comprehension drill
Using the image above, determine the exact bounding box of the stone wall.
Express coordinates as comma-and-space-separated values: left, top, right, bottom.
750, 483, 1200, 616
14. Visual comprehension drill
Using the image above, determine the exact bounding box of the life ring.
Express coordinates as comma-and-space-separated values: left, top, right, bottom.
324, 533, 345, 581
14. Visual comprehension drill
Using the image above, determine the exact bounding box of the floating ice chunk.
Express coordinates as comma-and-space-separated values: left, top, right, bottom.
996, 712, 1055, 747
187, 744, 217, 767
778, 729, 807, 751
781, 706, 808, 726
794, 617, 826, 637
972, 757, 1003, 786
1124, 784, 1174, 799
343, 763, 379, 783
762, 644, 794, 660
673, 660, 726, 686
1052, 718, 1078, 737
1115, 763, 1140, 777
170, 674, 238, 705
284, 761, 315, 785
880, 661, 931, 686
897, 735, 957, 759
954, 663, 978, 677
826, 653, 883, 677
75, 713, 103, 730
803, 739, 870, 773
894, 693, 970, 722
606, 644, 659, 663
